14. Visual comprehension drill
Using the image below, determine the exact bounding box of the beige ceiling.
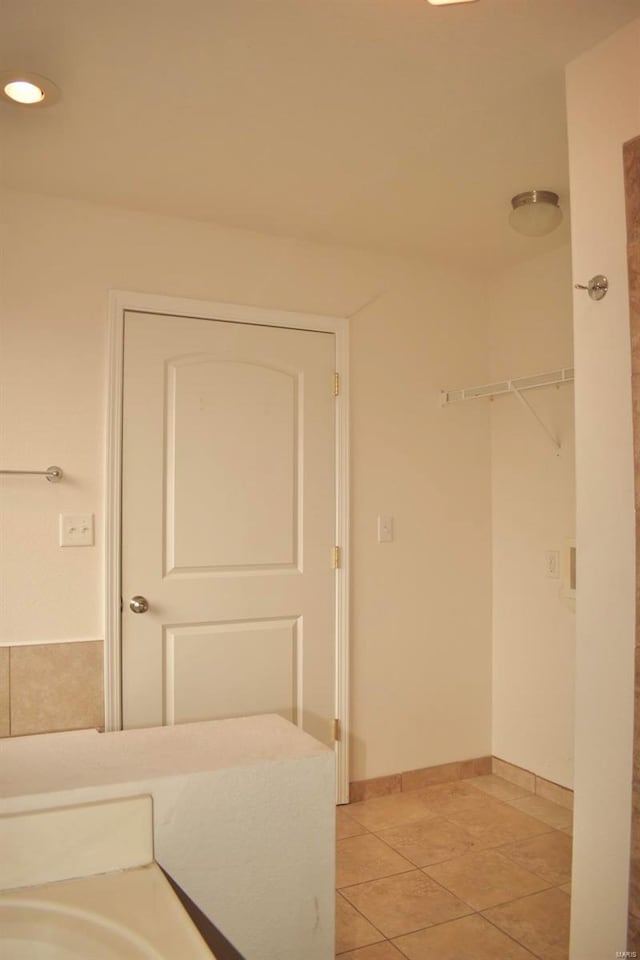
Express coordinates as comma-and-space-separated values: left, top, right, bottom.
1, 0, 639, 269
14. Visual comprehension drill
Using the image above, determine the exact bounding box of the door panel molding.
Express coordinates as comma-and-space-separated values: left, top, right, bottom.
163, 616, 301, 727
106, 289, 350, 801
164, 356, 300, 574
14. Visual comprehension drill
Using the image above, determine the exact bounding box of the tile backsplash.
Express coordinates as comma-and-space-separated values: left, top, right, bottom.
0, 640, 104, 738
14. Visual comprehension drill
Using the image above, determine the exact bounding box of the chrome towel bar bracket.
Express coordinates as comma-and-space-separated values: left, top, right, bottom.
0, 466, 64, 482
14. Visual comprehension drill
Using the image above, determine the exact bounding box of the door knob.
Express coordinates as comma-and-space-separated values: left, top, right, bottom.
129, 595, 149, 614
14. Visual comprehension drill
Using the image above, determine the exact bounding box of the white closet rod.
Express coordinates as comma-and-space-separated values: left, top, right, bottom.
440, 367, 574, 406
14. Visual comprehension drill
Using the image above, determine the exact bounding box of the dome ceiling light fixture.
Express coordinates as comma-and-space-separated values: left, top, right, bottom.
509, 190, 563, 237
0, 71, 60, 107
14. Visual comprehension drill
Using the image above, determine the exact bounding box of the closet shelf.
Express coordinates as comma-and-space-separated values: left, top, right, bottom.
440, 367, 574, 406
440, 366, 574, 456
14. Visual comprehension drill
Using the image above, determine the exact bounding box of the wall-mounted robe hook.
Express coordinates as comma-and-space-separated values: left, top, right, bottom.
574, 274, 608, 301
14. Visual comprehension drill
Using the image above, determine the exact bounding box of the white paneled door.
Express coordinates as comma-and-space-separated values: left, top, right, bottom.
121, 311, 337, 747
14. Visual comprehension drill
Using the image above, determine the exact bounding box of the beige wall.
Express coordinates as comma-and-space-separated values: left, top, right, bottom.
489, 244, 576, 788
0, 189, 493, 777
350, 266, 493, 779
566, 19, 640, 958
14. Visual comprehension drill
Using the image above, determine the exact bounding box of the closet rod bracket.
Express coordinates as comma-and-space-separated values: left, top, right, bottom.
511, 388, 561, 456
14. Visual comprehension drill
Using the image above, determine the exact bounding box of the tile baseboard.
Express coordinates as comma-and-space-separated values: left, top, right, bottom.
349, 756, 492, 802
349, 755, 573, 808
349, 773, 402, 802
492, 756, 574, 810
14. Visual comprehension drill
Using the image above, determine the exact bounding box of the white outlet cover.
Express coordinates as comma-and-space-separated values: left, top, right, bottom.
545, 550, 560, 579
60, 513, 94, 547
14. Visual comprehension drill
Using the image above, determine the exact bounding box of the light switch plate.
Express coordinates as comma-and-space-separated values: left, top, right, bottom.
60, 514, 94, 547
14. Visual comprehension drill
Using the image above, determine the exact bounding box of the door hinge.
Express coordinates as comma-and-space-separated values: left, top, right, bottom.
332, 718, 341, 742
332, 545, 341, 569
333, 372, 340, 397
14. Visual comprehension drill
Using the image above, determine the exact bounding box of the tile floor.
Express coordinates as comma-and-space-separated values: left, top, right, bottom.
336, 774, 572, 959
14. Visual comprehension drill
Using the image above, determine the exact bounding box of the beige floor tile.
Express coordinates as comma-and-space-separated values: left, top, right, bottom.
346, 793, 441, 832
464, 774, 531, 802
392, 913, 538, 959
377, 816, 480, 867
411, 787, 508, 824
337, 834, 414, 888
417, 780, 481, 798
337, 942, 405, 959
414, 780, 491, 809
336, 893, 384, 954
507, 795, 573, 830
338, 807, 369, 840
483, 887, 571, 960
341, 869, 472, 939
444, 796, 554, 847
424, 849, 550, 910
499, 831, 573, 885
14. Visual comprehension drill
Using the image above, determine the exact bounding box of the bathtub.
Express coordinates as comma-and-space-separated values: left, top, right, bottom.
0, 795, 213, 958
0, 862, 213, 960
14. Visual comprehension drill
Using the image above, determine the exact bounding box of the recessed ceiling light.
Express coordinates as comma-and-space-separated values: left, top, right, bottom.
0, 71, 60, 107
4, 80, 44, 104
427, 0, 478, 5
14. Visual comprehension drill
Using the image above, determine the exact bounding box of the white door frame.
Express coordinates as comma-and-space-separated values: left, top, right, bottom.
105, 290, 350, 801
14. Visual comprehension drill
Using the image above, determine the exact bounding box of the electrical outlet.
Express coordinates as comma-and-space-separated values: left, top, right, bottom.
377, 515, 394, 543
545, 550, 560, 578
60, 514, 94, 547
